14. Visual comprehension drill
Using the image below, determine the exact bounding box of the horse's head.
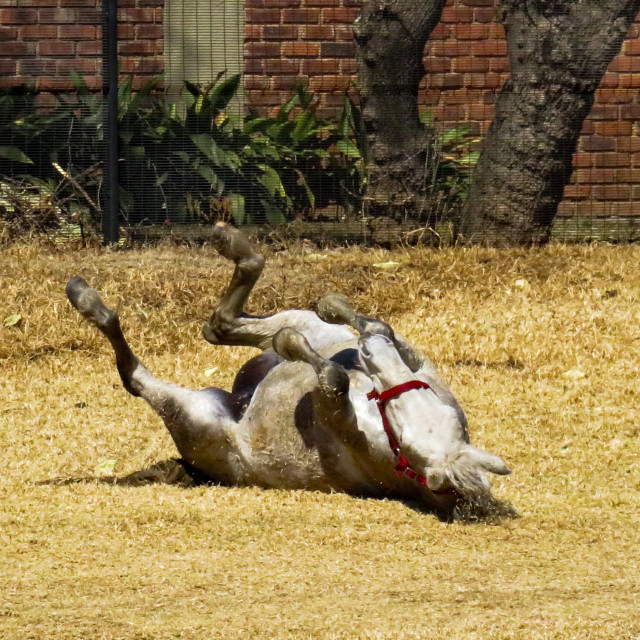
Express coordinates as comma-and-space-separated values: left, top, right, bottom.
358, 334, 512, 514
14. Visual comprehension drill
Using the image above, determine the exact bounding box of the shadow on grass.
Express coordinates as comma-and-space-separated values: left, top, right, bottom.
35, 459, 214, 488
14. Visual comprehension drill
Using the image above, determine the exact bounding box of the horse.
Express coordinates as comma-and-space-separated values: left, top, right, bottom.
66, 223, 515, 520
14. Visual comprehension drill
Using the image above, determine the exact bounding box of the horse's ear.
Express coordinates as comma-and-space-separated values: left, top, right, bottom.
464, 445, 511, 476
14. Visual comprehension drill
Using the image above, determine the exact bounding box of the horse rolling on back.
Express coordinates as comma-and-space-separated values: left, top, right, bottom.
66, 223, 515, 520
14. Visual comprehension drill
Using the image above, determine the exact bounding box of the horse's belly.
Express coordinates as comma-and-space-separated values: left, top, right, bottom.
234, 361, 333, 490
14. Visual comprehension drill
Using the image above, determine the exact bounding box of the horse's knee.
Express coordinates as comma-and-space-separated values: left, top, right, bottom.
317, 361, 350, 398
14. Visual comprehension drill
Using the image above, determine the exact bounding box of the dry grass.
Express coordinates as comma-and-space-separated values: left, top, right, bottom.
1, 237, 639, 639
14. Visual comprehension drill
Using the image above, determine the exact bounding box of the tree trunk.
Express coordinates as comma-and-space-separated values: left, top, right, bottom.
353, 0, 447, 226
459, 0, 640, 246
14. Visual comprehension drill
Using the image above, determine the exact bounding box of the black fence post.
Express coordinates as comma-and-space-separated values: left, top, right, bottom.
102, 0, 119, 245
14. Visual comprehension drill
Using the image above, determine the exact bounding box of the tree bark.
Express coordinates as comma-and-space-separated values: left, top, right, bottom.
353, 0, 448, 224
459, 0, 640, 246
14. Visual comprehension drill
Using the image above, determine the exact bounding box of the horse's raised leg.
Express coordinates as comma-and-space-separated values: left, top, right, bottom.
202, 222, 267, 348
203, 223, 354, 352
66, 277, 238, 479
272, 327, 363, 447
316, 294, 423, 372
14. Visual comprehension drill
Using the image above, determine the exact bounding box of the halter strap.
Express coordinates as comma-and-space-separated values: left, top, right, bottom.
367, 380, 453, 495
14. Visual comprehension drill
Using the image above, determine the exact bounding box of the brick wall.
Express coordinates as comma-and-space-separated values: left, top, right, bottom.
1, 0, 639, 216
246, 0, 640, 217
0, 0, 163, 107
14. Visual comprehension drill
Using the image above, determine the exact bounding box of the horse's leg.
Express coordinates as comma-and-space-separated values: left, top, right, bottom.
203, 223, 354, 352
271, 327, 364, 447
66, 277, 238, 478
202, 222, 267, 348
316, 294, 423, 372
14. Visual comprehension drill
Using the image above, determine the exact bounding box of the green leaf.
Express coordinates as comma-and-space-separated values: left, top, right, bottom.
196, 164, 220, 189
3, 313, 22, 327
336, 139, 361, 159
211, 73, 241, 111
228, 194, 246, 226
441, 126, 470, 144
455, 151, 481, 167
260, 199, 287, 225
294, 169, 315, 208
292, 110, 316, 144
190, 133, 222, 165
243, 117, 271, 134
94, 459, 118, 474
0, 146, 33, 164
276, 93, 300, 123
258, 164, 286, 198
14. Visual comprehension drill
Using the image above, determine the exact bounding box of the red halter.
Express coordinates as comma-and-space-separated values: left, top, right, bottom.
366, 380, 453, 495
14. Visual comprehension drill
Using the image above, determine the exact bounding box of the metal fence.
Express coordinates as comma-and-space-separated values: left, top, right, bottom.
1, 0, 640, 245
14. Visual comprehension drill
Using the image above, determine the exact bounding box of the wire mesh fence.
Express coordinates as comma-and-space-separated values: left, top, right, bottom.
1, 0, 640, 246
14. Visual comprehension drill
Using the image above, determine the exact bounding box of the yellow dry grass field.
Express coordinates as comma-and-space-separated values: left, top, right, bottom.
1, 237, 639, 640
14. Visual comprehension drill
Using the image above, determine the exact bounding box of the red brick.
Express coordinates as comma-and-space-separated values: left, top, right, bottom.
429, 41, 471, 57
320, 7, 359, 23
609, 56, 640, 72
563, 185, 591, 199
573, 152, 593, 168
0, 26, 17, 41
594, 152, 631, 167
118, 8, 155, 22
0, 8, 37, 23
455, 23, 488, 40
39, 40, 75, 56
600, 73, 619, 88
305, 0, 340, 6
319, 42, 354, 57
471, 41, 507, 56
0, 59, 16, 74
76, 8, 101, 23
57, 58, 99, 74
335, 26, 353, 42
244, 58, 264, 74
131, 58, 163, 74
20, 25, 57, 40
302, 59, 339, 74
594, 121, 633, 136
460, 0, 496, 5
117, 24, 136, 39
246, 8, 281, 23
59, 0, 97, 5
245, 42, 281, 57
76, 40, 102, 56
0, 41, 36, 56
581, 135, 616, 152
574, 168, 619, 184
244, 24, 262, 40
441, 7, 473, 22
59, 25, 96, 39
308, 75, 351, 91
427, 73, 464, 89
263, 25, 298, 39
135, 24, 162, 39
425, 57, 452, 73
596, 89, 634, 104
623, 39, 640, 55
282, 42, 321, 57
117, 41, 156, 55
246, 0, 300, 6
489, 57, 509, 72
474, 7, 497, 22
591, 184, 631, 200
272, 75, 309, 90
299, 25, 334, 39
18, 59, 58, 75
616, 137, 640, 153
452, 57, 490, 73
282, 8, 320, 23
617, 74, 640, 88
38, 8, 76, 23
265, 59, 300, 74
245, 75, 271, 90
589, 104, 620, 120
430, 23, 451, 40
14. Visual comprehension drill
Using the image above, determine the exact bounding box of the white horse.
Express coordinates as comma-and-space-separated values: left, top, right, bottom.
67, 223, 515, 520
